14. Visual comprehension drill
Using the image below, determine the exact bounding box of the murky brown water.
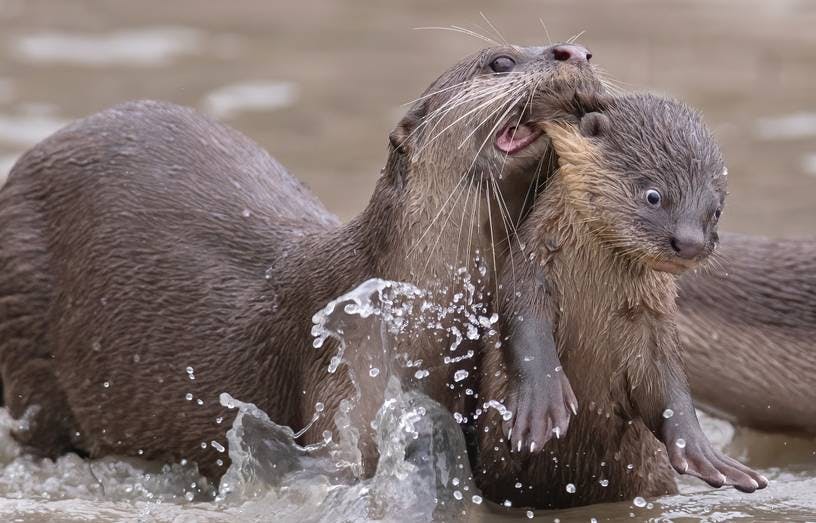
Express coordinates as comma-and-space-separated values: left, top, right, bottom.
0, 0, 814, 521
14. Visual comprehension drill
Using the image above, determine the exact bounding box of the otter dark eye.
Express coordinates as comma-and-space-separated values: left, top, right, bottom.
714, 209, 722, 220
490, 56, 516, 73
645, 189, 662, 207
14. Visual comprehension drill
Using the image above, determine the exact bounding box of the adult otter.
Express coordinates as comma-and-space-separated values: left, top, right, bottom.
477, 94, 767, 509
677, 233, 816, 434
0, 43, 601, 479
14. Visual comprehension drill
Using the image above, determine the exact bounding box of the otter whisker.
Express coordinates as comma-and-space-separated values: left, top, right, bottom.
456, 85, 526, 149
415, 86, 518, 157
413, 26, 498, 46
407, 168, 473, 258
464, 92, 523, 176
487, 173, 518, 298
420, 168, 474, 274
400, 80, 477, 107
538, 18, 554, 46
455, 166, 479, 266
479, 12, 509, 45
484, 168, 501, 300
466, 167, 485, 272
566, 30, 586, 44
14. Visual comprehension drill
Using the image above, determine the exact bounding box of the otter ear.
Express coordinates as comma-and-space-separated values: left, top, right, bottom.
579, 112, 610, 138
389, 100, 428, 155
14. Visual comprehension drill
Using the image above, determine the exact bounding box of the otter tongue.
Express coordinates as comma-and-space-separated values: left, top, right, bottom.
495, 123, 540, 154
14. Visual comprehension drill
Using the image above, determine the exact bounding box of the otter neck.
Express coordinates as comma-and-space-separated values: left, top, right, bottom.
367, 153, 501, 291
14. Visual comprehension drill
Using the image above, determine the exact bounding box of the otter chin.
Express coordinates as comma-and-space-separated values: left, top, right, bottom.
649, 258, 697, 274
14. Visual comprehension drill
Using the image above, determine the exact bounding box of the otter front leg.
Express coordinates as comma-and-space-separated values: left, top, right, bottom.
634, 352, 768, 493
502, 306, 577, 454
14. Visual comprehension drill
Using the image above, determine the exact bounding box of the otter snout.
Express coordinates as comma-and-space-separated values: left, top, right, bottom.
551, 44, 592, 64
670, 224, 706, 260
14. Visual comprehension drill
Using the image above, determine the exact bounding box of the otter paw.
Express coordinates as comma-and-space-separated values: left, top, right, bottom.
666, 436, 768, 493
502, 371, 577, 454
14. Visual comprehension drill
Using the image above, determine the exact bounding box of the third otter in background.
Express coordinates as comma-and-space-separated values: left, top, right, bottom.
678, 233, 816, 435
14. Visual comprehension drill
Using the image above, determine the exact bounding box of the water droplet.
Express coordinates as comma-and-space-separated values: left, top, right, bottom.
215, 416, 223, 424
599, 479, 609, 487
322, 430, 332, 443
184, 491, 194, 502
185, 393, 193, 401
369, 367, 380, 377
186, 366, 194, 374
514, 482, 522, 488
92, 341, 102, 352
662, 408, 674, 419
102, 381, 110, 388
453, 490, 463, 500
566, 483, 576, 493
315, 402, 325, 412
675, 438, 686, 449
471, 495, 483, 504
453, 412, 464, 423
633, 496, 647, 508
526, 510, 534, 519
454, 369, 469, 382
414, 369, 429, 380
241, 209, 251, 218
627, 463, 634, 470
503, 500, 512, 507
211, 440, 225, 453
200, 442, 207, 449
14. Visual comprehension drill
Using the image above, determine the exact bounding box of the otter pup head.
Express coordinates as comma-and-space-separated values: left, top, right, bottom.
388, 43, 603, 185
546, 94, 727, 273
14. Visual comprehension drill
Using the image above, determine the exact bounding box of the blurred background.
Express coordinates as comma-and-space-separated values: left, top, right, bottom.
0, 0, 813, 235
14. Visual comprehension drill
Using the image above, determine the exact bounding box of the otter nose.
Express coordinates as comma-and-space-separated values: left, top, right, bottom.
670, 227, 706, 260
551, 44, 592, 64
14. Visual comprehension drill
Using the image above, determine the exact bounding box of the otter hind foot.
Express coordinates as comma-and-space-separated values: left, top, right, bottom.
664, 421, 768, 493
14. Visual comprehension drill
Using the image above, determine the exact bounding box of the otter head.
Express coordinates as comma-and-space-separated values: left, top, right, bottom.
546, 93, 727, 274
383, 43, 603, 275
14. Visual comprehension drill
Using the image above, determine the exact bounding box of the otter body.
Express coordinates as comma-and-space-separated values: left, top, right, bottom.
678, 233, 816, 434
0, 44, 602, 478
477, 94, 765, 508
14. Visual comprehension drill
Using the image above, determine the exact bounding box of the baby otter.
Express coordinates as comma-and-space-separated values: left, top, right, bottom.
477, 94, 767, 508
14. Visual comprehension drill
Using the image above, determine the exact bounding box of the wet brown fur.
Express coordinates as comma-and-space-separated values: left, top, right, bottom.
677, 233, 816, 434
0, 45, 602, 480
477, 122, 681, 507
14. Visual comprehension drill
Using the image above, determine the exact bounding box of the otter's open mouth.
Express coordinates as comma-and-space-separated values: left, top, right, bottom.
495, 122, 543, 155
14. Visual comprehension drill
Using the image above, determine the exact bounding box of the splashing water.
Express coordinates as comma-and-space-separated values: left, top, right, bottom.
0, 278, 814, 521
